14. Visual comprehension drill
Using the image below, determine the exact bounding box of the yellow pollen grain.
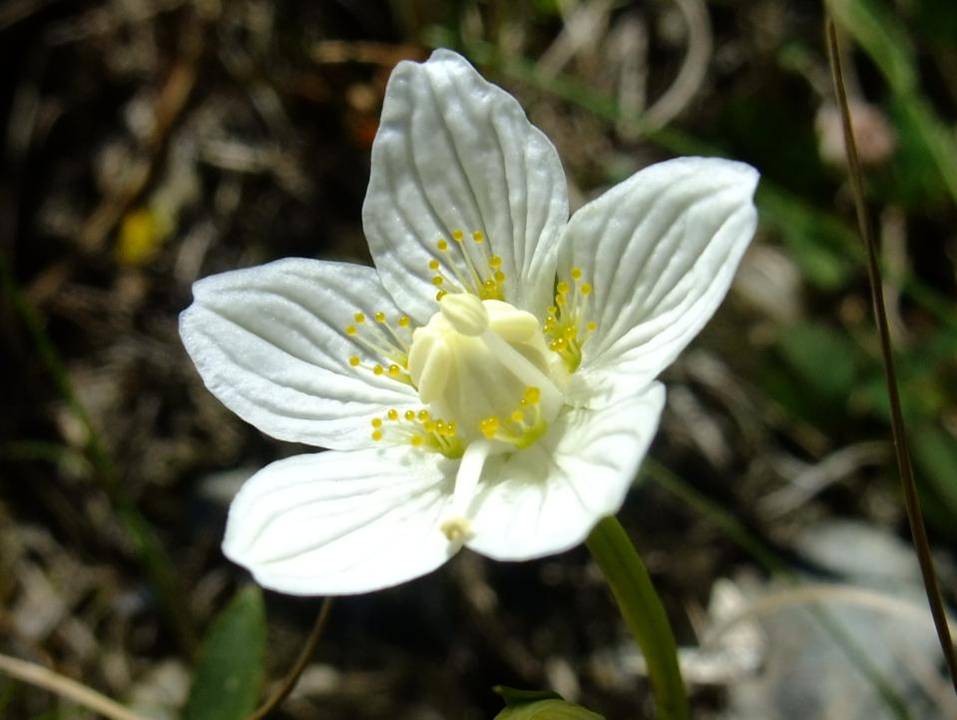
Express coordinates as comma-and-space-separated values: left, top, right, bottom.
387, 409, 399, 421
388, 364, 400, 377
494, 270, 505, 282
398, 316, 410, 328
437, 239, 448, 251
489, 255, 502, 268
432, 276, 444, 286
428, 259, 440, 270
373, 364, 384, 375
557, 281, 569, 294
374, 311, 386, 323
511, 410, 524, 422
452, 230, 464, 242
524, 387, 541, 404
348, 355, 360, 367
480, 416, 500, 438
354, 312, 366, 323
417, 410, 430, 421
371, 418, 383, 428
586, 321, 597, 332
404, 410, 416, 421
435, 290, 447, 301
371, 430, 383, 441
571, 267, 582, 279
472, 230, 484, 243
345, 325, 357, 335
580, 283, 592, 295
410, 436, 423, 447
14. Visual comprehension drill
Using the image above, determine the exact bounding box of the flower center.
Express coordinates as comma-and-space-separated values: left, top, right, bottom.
407, 293, 564, 448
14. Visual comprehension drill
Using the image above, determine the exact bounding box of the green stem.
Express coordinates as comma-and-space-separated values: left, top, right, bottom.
586, 516, 689, 720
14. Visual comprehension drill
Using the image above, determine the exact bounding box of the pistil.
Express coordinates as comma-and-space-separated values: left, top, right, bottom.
440, 439, 493, 542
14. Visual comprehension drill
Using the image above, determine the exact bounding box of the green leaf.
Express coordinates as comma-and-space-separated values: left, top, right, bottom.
826, 0, 917, 94
756, 186, 856, 290
911, 425, 957, 521
494, 698, 606, 720
777, 322, 860, 401
183, 585, 267, 720
828, 0, 957, 205
494, 686, 564, 707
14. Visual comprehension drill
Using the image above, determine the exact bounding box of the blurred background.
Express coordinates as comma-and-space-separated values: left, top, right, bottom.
2, 0, 957, 718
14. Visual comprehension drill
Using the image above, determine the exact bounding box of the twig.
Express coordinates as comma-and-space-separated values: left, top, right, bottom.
825, 18, 957, 695
703, 583, 957, 648
77, 16, 199, 252
0, 653, 147, 720
641, 0, 712, 131
246, 598, 333, 720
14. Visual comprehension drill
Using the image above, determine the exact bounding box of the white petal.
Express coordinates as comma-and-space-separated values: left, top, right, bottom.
223, 448, 458, 595
562, 157, 758, 391
180, 258, 419, 451
466, 383, 666, 561
363, 49, 568, 323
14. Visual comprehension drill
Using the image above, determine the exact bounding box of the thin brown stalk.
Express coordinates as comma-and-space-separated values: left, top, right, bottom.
0, 653, 148, 720
825, 17, 957, 694
246, 598, 333, 720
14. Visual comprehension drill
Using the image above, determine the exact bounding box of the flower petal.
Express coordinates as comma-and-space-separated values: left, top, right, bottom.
363, 49, 568, 323
561, 157, 758, 392
466, 383, 666, 561
222, 448, 458, 595
180, 258, 419, 451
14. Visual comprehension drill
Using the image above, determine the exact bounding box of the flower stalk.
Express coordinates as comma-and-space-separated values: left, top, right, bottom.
586, 516, 689, 720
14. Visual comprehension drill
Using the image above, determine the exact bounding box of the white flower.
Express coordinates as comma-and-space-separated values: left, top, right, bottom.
180, 49, 758, 595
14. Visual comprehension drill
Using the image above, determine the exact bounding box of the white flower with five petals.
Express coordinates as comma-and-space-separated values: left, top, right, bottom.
180, 49, 758, 595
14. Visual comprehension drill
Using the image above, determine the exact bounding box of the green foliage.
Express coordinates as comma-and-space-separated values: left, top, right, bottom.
827, 0, 917, 93
777, 322, 860, 402
757, 187, 855, 290
183, 586, 267, 720
828, 0, 957, 204
494, 687, 605, 720
911, 425, 957, 529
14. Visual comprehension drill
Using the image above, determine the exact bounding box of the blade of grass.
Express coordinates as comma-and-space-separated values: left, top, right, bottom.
826, 0, 957, 204
825, 17, 957, 694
